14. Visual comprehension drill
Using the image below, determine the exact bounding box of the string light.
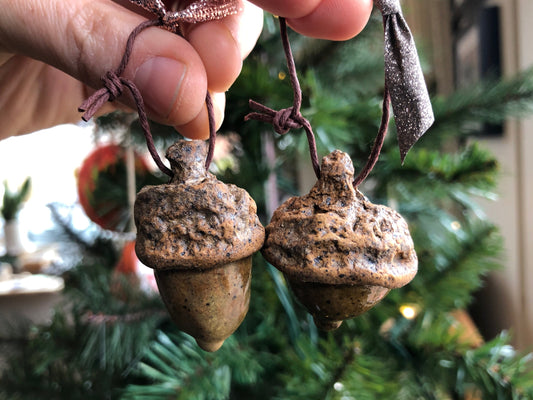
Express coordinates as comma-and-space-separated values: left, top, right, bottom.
399, 304, 419, 319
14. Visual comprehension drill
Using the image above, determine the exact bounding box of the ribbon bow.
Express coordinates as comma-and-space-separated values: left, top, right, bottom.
375, 0, 434, 162
129, 0, 239, 33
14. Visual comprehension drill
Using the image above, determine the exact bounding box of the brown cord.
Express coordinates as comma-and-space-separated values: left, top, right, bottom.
353, 88, 390, 187
80, 4, 393, 183
245, 17, 393, 187
78, 19, 159, 119
205, 91, 217, 169
79, 19, 176, 178
78, 2, 229, 177
245, 17, 321, 179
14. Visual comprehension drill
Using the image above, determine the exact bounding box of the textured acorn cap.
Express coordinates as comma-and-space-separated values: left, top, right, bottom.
135, 140, 265, 270
261, 150, 417, 288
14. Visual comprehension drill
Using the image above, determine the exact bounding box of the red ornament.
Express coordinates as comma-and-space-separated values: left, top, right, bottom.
115, 240, 139, 276
77, 144, 149, 231
112, 240, 158, 295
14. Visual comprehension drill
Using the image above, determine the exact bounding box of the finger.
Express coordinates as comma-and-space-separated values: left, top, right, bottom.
184, 1, 263, 93
186, 21, 241, 93
214, 1, 264, 59
245, 0, 322, 18
248, 0, 373, 40
0, 56, 88, 139
0, 0, 207, 131
288, 0, 373, 40
174, 1, 262, 135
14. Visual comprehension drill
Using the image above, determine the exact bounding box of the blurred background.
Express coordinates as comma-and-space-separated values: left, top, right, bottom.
1, 0, 533, 398
405, 0, 533, 352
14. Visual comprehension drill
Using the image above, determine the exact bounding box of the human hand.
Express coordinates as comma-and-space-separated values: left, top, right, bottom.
249, 0, 373, 40
0, 0, 372, 141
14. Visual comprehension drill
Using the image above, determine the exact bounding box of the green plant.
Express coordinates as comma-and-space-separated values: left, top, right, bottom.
1, 177, 31, 221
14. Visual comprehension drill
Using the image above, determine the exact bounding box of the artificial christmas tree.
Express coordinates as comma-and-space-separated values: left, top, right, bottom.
2, 6, 533, 400
77, 143, 150, 231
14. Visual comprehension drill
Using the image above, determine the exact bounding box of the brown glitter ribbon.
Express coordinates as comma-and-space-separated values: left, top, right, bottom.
78, 0, 239, 176
375, 0, 434, 162
129, 0, 240, 32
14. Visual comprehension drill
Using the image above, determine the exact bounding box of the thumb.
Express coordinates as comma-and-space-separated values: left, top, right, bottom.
0, 0, 209, 135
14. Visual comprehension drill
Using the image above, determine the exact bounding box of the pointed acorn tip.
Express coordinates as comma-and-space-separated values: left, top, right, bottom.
314, 317, 343, 331
196, 339, 225, 352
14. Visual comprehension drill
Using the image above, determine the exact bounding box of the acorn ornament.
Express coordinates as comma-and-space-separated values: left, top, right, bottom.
261, 150, 417, 331
134, 140, 265, 351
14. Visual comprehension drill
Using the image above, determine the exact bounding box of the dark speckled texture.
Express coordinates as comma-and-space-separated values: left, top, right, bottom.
262, 150, 417, 288
134, 140, 264, 351
262, 149, 417, 329
135, 140, 265, 270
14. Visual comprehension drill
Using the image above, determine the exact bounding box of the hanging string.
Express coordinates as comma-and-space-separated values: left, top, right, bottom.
78, 0, 238, 177
79, 1, 431, 185
245, 17, 321, 179
245, 17, 395, 187
79, 18, 174, 177
204, 91, 217, 169
353, 88, 390, 187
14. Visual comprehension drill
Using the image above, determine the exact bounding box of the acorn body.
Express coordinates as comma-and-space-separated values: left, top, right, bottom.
262, 150, 417, 330
154, 257, 251, 352
288, 280, 390, 331
134, 140, 264, 351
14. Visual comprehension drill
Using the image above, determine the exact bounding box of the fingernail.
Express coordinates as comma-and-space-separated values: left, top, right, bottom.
134, 57, 187, 119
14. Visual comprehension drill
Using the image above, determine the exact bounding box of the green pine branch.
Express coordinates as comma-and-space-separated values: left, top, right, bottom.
121, 330, 270, 400
426, 67, 533, 147
455, 333, 533, 399
412, 220, 502, 312
373, 143, 499, 205
64, 262, 167, 371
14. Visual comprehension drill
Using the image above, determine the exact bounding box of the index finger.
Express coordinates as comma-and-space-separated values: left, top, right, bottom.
248, 0, 373, 40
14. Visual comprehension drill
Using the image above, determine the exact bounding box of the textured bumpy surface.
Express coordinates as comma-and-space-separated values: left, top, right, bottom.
262, 150, 417, 288
135, 140, 265, 270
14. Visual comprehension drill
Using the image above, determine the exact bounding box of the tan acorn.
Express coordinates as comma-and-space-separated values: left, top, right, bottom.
261, 149, 417, 331
134, 140, 264, 351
